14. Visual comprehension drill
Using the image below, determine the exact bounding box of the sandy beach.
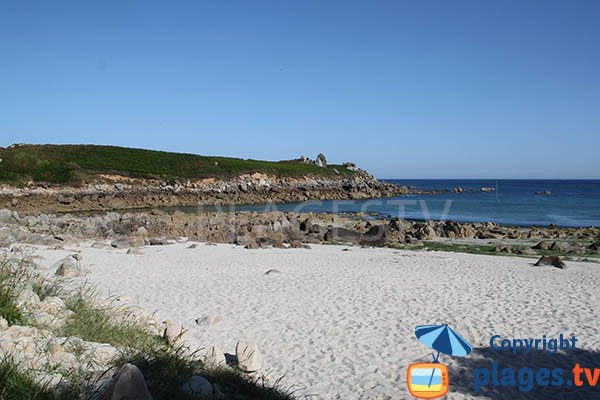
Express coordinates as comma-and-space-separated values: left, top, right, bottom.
30, 241, 600, 399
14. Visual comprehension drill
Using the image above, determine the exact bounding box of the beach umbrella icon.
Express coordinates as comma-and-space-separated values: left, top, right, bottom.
415, 324, 473, 360
414, 324, 473, 388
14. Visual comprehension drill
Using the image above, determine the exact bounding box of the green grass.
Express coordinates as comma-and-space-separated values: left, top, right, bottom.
0, 259, 26, 326
0, 359, 56, 400
0, 144, 356, 184
57, 286, 165, 351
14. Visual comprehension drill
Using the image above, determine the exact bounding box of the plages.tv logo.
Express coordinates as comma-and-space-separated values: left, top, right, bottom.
407, 324, 473, 399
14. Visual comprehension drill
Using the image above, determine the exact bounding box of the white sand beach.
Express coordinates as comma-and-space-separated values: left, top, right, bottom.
34, 242, 600, 399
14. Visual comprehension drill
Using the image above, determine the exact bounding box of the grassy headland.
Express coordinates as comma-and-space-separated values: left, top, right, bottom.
0, 144, 356, 185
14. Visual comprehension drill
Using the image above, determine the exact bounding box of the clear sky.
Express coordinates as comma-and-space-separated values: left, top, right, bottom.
1, 1, 599, 178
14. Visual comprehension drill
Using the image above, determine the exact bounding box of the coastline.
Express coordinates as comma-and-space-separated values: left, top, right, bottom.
0, 173, 419, 214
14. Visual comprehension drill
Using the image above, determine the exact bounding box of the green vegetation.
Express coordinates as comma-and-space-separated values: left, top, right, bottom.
58, 286, 166, 351
0, 144, 356, 184
0, 259, 26, 326
0, 359, 55, 400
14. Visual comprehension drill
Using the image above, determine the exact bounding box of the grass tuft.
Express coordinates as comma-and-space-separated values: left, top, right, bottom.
0, 358, 55, 400
59, 286, 165, 351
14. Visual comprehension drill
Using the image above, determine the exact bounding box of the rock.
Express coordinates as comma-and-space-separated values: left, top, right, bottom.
195, 314, 223, 327
360, 225, 393, 247
533, 241, 550, 250
478, 231, 504, 240
57, 194, 75, 205
201, 346, 226, 367
180, 375, 213, 398
48, 350, 80, 372
110, 238, 145, 249
264, 269, 282, 275
149, 237, 176, 246
15, 286, 41, 312
588, 242, 600, 252
0, 317, 8, 331
235, 340, 261, 372
549, 241, 563, 251
315, 153, 327, 167
0, 209, 18, 224
534, 255, 567, 269
91, 242, 110, 249
343, 162, 357, 171
493, 245, 512, 253
110, 363, 152, 400
187, 243, 198, 249
298, 155, 312, 164
53, 255, 82, 278
135, 227, 148, 237
517, 247, 537, 255
324, 227, 362, 243
82, 343, 120, 370
289, 241, 311, 249
38, 296, 67, 314
162, 320, 186, 345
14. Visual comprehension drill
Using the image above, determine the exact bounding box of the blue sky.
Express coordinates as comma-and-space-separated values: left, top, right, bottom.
1, 1, 599, 178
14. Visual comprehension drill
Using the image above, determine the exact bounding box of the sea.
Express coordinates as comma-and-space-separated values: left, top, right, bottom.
190, 179, 600, 228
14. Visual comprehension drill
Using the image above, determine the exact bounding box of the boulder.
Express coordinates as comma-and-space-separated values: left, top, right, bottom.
180, 375, 213, 398
201, 346, 226, 367
534, 255, 567, 269
532, 241, 550, 250
149, 238, 176, 246
110, 363, 152, 400
324, 227, 361, 243
360, 225, 393, 247
14, 286, 41, 313
162, 320, 186, 345
235, 340, 261, 372
195, 313, 223, 327
315, 153, 327, 167
517, 247, 537, 256
110, 238, 145, 249
38, 296, 67, 315
478, 231, 504, 240
53, 255, 82, 278
0, 209, 18, 224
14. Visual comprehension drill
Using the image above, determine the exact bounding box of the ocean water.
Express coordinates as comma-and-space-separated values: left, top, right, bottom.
199, 179, 600, 228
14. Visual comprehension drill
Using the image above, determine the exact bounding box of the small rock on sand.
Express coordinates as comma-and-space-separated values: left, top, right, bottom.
235, 340, 261, 372
534, 255, 567, 269
264, 269, 282, 275
202, 346, 226, 367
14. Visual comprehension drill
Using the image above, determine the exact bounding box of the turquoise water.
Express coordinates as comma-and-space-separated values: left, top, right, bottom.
187, 179, 600, 228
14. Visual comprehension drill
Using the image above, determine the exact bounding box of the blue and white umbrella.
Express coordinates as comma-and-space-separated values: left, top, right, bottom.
415, 324, 473, 360
415, 324, 473, 388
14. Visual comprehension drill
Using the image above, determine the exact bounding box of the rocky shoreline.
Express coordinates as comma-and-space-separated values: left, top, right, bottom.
1, 208, 598, 258
0, 171, 428, 213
